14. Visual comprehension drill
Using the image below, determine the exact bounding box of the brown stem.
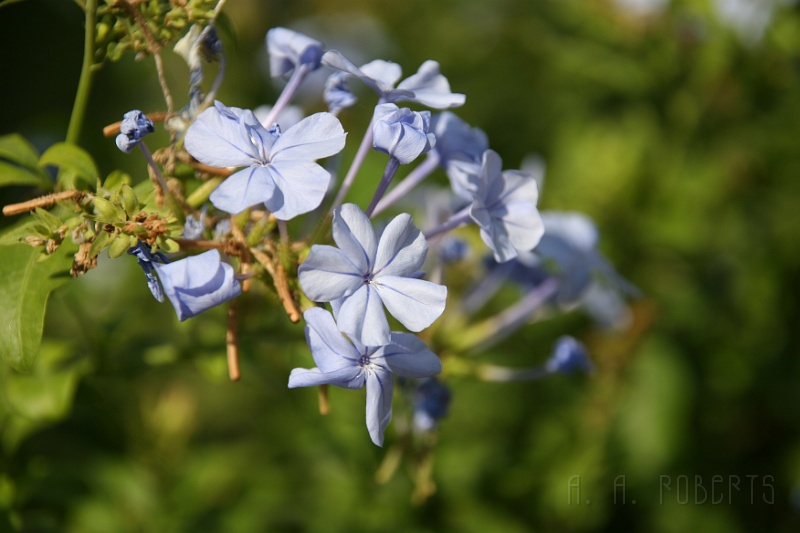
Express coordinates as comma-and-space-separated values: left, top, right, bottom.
173, 238, 223, 250
230, 222, 252, 292
226, 303, 240, 381
318, 385, 330, 416
250, 247, 302, 323
3, 190, 89, 216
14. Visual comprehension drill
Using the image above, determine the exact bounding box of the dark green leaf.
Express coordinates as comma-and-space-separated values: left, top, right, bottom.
0, 243, 74, 372
0, 133, 39, 169
0, 160, 51, 188
39, 143, 98, 189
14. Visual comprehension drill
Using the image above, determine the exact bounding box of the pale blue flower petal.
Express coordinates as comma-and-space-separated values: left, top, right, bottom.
332, 203, 377, 272
365, 367, 394, 446
324, 71, 357, 113
470, 150, 544, 262
264, 159, 332, 220
303, 307, 361, 372
288, 366, 365, 389
376, 333, 442, 378
298, 245, 364, 301
267, 27, 323, 78
337, 285, 390, 347
270, 112, 347, 162
373, 212, 427, 276
396, 60, 466, 109
360, 59, 403, 88
374, 276, 447, 332
153, 249, 242, 321
209, 166, 276, 215
184, 102, 262, 167
372, 104, 434, 164
322, 50, 415, 102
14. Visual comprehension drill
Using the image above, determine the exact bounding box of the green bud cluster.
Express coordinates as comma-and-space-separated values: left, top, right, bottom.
95, 0, 219, 63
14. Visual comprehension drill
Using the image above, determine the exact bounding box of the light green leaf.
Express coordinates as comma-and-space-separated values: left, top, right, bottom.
102, 170, 132, 191
0, 218, 41, 246
0, 243, 74, 373
39, 142, 98, 189
0, 160, 51, 188
0, 133, 39, 169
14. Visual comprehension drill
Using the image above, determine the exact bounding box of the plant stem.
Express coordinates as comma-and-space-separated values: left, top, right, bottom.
66, 0, 97, 144
365, 157, 400, 218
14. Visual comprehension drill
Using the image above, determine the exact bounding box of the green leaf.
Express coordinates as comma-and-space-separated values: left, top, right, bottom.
0, 160, 51, 188
0, 133, 39, 169
0, 243, 74, 372
0, 341, 91, 452
39, 142, 98, 189
0, 218, 41, 246
89, 231, 115, 258
31, 208, 63, 232
102, 169, 132, 191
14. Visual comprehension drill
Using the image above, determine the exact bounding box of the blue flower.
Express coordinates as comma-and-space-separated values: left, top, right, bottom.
536, 211, 637, 306
372, 103, 435, 165
128, 242, 168, 302
430, 112, 489, 200
412, 377, 451, 433
469, 149, 544, 263
266, 27, 323, 78
298, 203, 447, 347
289, 307, 442, 446
545, 336, 593, 374
153, 249, 242, 321
324, 71, 357, 113
322, 50, 465, 108
116, 110, 155, 153
184, 101, 346, 220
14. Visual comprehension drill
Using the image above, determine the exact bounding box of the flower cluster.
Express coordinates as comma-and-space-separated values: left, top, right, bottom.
26, 24, 632, 450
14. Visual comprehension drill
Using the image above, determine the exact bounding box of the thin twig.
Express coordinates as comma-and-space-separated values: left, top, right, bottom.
250, 247, 302, 323
3, 190, 89, 216
226, 303, 240, 381
230, 222, 252, 292
318, 385, 330, 415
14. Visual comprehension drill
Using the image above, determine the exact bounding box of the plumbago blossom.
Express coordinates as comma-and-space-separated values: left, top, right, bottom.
128, 243, 241, 321
184, 101, 346, 219
372, 103, 435, 164
289, 308, 442, 446
468, 149, 545, 262
266, 27, 323, 78
298, 203, 447, 347
322, 50, 466, 108
431, 111, 489, 200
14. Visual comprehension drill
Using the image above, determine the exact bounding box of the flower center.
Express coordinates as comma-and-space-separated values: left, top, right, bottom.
358, 354, 371, 367
363, 272, 374, 284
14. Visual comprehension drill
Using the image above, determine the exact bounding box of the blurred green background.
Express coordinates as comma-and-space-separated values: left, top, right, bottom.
2, 0, 800, 531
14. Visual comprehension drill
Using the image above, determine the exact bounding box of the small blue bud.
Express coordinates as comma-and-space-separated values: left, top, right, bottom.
546, 336, 593, 374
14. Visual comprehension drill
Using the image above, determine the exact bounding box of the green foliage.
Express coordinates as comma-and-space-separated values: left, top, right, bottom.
2, 0, 800, 531
0, 134, 51, 189
0, 244, 75, 373
94, 0, 220, 63
39, 142, 98, 190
